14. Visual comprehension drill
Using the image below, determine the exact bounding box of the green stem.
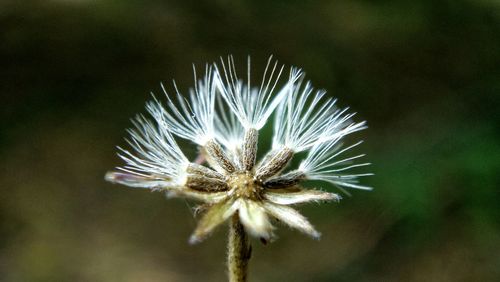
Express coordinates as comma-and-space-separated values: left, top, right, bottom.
228, 214, 251, 282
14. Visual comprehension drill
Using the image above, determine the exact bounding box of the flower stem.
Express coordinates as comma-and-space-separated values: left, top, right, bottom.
228, 214, 251, 282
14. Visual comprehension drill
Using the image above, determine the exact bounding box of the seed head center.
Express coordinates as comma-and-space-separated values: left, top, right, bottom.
228, 171, 262, 200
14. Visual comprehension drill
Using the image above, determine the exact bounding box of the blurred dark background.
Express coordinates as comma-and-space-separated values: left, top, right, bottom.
1, 0, 499, 281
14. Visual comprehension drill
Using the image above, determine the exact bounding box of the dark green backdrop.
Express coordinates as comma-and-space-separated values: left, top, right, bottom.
1, 0, 498, 281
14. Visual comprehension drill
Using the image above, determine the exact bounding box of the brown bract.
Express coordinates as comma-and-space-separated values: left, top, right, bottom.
173, 128, 340, 244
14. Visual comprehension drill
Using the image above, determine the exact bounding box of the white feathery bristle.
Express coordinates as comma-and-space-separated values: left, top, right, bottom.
116, 114, 189, 186
272, 78, 341, 152
299, 138, 373, 191
214, 55, 302, 130
213, 92, 244, 153
317, 114, 368, 145
149, 65, 216, 146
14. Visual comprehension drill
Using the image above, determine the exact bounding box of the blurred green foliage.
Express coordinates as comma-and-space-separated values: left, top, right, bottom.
0, 0, 499, 281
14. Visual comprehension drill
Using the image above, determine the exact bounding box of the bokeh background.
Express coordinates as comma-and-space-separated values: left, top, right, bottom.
1, 0, 499, 281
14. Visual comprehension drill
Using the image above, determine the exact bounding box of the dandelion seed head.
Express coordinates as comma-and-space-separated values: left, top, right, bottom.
105, 56, 372, 243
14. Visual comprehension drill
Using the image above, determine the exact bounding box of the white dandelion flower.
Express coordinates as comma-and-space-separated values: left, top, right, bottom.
105, 56, 372, 251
